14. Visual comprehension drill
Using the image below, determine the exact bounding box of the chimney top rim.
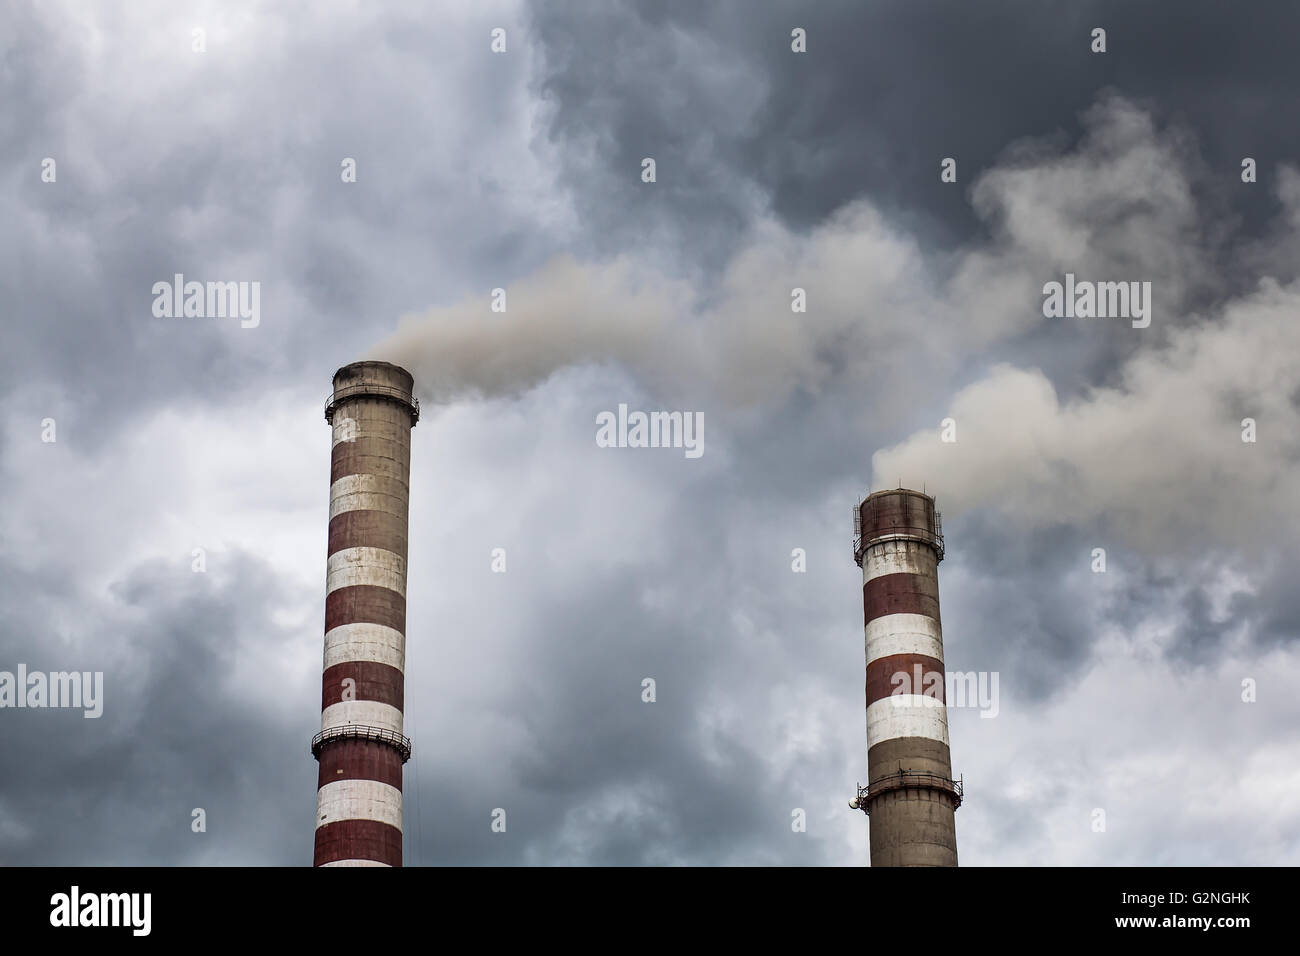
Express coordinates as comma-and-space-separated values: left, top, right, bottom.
860, 487, 934, 504
333, 359, 413, 379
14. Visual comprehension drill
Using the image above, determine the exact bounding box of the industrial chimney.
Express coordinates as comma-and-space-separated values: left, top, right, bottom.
311, 361, 419, 867
851, 489, 961, 866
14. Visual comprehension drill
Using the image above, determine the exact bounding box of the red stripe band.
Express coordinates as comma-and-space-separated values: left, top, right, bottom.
313, 819, 402, 867
321, 660, 405, 711
315, 737, 404, 790
866, 653, 946, 707
325, 585, 406, 634
331, 436, 409, 485
328, 510, 408, 561
863, 572, 941, 623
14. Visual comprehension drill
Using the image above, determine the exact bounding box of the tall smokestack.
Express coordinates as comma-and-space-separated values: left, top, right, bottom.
851, 489, 961, 866
312, 361, 418, 867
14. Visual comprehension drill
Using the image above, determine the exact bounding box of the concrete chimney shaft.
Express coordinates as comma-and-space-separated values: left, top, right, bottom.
312, 361, 418, 867
854, 489, 960, 866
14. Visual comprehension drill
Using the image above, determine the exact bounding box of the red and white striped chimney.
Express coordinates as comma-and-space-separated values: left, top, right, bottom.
312, 361, 418, 867
851, 489, 961, 866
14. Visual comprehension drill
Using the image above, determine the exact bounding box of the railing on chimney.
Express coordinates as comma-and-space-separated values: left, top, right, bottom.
854, 771, 963, 815
325, 384, 420, 425
312, 723, 413, 763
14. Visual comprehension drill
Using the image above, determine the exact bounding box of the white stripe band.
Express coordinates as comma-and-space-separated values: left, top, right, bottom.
332, 418, 352, 448
861, 540, 937, 583
330, 453, 409, 487
865, 613, 944, 664
321, 700, 404, 736
315, 779, 402, 831
320, 859, 393, 867
330, 491, 408, 520
866, 694, 950, 748
333, 417, 411, 448
326, 547, 406, 598
329, 474, 408, 520
324, 623, 406, 672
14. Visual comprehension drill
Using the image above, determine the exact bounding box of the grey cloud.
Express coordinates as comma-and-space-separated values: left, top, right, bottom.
531, 0, 1300, 249
2, 0, 1298, 868
0, 550, 316, 864
1, 1, 566, 447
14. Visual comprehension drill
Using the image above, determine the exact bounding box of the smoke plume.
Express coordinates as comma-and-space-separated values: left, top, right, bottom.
370, 94, 1300, 551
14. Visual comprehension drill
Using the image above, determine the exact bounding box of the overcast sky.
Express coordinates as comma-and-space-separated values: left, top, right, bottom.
2, 0, 1298, 865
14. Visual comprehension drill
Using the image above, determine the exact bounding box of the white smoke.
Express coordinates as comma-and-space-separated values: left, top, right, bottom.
369, 255, 690, 403
371, 93, 1300, 549
872, 276, 1300, 551
373, 95, 1221, 404
870, 97, 1300, 550
369, 205, 947, 409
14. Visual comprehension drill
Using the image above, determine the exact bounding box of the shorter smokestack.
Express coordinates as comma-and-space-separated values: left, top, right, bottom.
852, 488, 961, 867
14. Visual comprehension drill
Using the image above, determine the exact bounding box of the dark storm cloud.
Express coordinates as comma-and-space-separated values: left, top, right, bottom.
937, 516, 1100, 704
528, 3, 773, 275
0, 1, 562, 448
2, 0, 1298, 869
410, 577, 787, 865
1239, 550, 1300, 651
0, 550, 316, 864
1098, 546, 1300, 671
528, 1, 1300, 439
532, 0, 1300, 252
392, 413, 864, 866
